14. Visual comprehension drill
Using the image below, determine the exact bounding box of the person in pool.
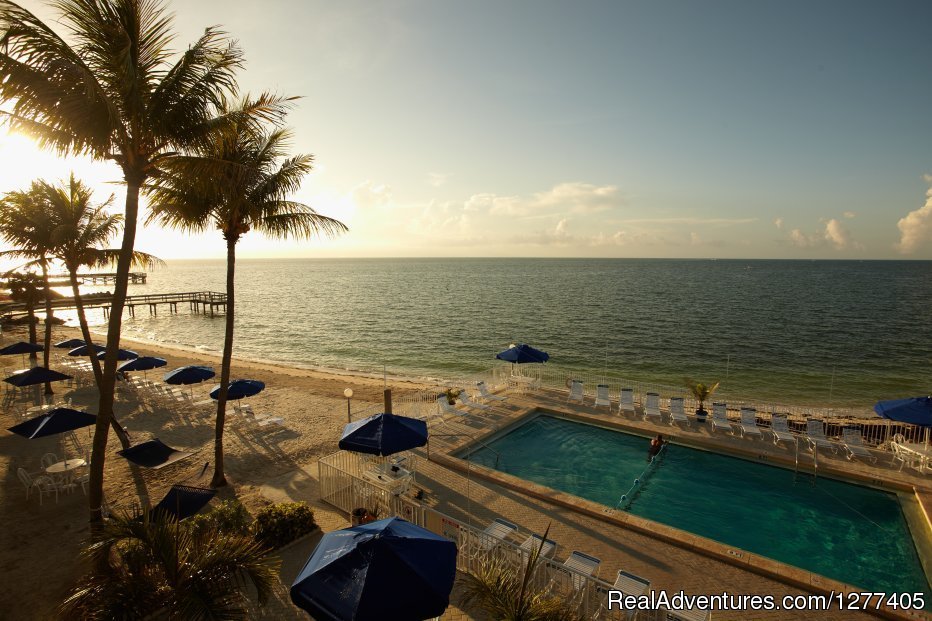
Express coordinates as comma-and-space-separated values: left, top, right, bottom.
647, 433, 666, 461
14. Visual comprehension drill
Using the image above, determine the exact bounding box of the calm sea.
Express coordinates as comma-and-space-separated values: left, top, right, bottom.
59, 258, 931, 409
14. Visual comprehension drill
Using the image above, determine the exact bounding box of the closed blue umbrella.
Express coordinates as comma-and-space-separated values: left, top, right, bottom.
54, 338, 87, 349
495, 343, 550, 364
8, 408, 96, 439
874, 397, 932, 427
4, 366, 72, 387
68, 344, 107, 356
164, 365, 215, 385
209, 379, 265, 401
290, 517, 457, 621
339, 413, 428, 456
97, 348, 139, 361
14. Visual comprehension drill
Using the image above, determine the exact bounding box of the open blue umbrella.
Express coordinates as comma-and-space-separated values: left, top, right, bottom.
4, 366, 72, 387
97, 348, 139, 361
8, 408, 96, 439
119, 356, 167, 373
495, 343, 550, 364
339, 413, 428, 456
164, 365, 215, 385
0, 340, 44, 366
874, 397, 932, 426
69, 343, 107, 356
55, 338, 88, 349
291, 517, 457, 621
209, 379, 265, 401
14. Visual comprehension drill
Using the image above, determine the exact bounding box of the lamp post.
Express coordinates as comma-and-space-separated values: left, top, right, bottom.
344, 388, 353, 423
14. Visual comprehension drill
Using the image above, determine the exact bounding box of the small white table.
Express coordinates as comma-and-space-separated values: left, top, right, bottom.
507, 375, 539, 393
362, 465, 413, 496
45, 458, 86, 487
898, 442, 932, 472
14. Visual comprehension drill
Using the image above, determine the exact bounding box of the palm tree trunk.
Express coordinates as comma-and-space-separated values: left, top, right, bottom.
40, 260, 54, 394
88, 179, 141, 523
27, 306, 37, 363
211, 237, 237, 488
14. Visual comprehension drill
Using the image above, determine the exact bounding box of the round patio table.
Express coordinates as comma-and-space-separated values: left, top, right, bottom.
45, 458, 87, 488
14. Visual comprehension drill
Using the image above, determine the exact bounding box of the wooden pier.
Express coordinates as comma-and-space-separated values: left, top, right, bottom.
46, 271, 148, 285
0, 291, 226, 319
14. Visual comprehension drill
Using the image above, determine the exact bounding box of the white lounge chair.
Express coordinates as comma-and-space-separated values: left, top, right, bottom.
437, 396, 467, 417
613, 569, 650, 598
738, 407, 762, 438
233, 402, 284, 427
563, 550, 601, 589
567, 380, 584, 403
458, 389, 490, 411
668, 397, 690, 427
841, 427, 875, 463
618, 388, 635, 417
519, 533, 557, 560
476, 381, 506, 402
710, 402, 733, 433
770, 414, 797, 447
643, 392, 662, 423
594, 384, 611, 409
479, 518, 517, 551
805, 419, 837, 454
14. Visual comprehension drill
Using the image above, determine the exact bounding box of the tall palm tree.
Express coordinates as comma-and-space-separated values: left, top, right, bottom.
148, 99, 347, 486
0, 0, 279, 521
4, 270, 43, 357
60, 511, 277, 620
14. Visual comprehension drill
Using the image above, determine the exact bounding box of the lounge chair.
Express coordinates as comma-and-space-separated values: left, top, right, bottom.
770, 414, 797, 447
805, 419, 838, 454
594, 384, 611, 409
437, 396, 467, 417
519, 533, 557, 560
643, 392, 662, 423
710, 402, 733, 433
668, 397, 690, 427
476, 380, 506, 402
563, 551, 601, 589
458, 389, 490, 411
613, 569, 650, 598
841, 427, 876, 463
737, 407, 762, 438
618, 388, 635, 417
567, 380, 584, 403
479, 518, 517, 551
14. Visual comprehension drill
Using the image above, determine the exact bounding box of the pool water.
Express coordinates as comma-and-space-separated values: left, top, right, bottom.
465, 415, 929, 596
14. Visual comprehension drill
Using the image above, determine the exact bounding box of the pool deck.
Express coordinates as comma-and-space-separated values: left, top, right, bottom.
419, 387, 932, 621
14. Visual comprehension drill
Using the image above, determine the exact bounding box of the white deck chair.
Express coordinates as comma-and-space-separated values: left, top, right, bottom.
458, 389, 490, 411
770, 414, 797, 447
563, 550, 601, 589
618, 388, 635, 417
668, 397, 690, 427
643, 392, 662, 423
476, 380, 506, 402
738, 407, 762, 438
594, 384, 611, 409
891, 442, 921, 472
519, 533, 557, 560
437, 396, 467, 417
710, 402, 732, 433
567, 380, 584, 403
613, 569, 650, 598
841, 427, 875, 463
18, 468, 59, 505
478, 518, 517, 551
806, 419, 838, 454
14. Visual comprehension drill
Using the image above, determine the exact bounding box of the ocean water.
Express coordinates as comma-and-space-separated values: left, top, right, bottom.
56, 258, 932, 409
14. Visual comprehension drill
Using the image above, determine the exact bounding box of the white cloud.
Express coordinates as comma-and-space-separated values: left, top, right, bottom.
530, 182, 623, 214
690, 231, 702, 245
620, 217, 756, 226
823, 218, 853, 249
773, 217, 783, 229
789, 228, 815, 248
843, 211, 856, 219
427, 172, 449, 188
896, 182, 932, 254
788, 218, 860, 250
350, 181, 393, 209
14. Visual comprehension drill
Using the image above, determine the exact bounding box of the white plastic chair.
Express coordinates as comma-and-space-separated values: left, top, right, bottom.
437, 396, 467, 417
567, 380, 584, 403
618, 388, 635, 416
841, 427, 876, 464
594, 384, 611, 409
476, 381, 506, 402
805, 419, 837, 454
643, 392, 662, 423
770, 414, 797, 447
710, 402, 733, 433
459, 390, 490, 411
668, 397, 689, 427
18, 468, 59, 505
738, 407, 762, 438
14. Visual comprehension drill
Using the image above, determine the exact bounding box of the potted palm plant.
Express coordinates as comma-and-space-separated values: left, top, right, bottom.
687, 379, 720, 423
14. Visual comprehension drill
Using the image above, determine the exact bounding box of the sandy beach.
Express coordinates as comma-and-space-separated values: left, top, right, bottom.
0, 323, 434, 620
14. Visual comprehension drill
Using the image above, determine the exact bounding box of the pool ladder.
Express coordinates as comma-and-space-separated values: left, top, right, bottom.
793, 439, 818, 484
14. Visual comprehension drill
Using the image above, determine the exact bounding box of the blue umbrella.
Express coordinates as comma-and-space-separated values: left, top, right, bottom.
495, 343, 550, 364
119, 356, 167, 373
54, 338, 87, 349
4, 366, 72, 387
97, 348, 139, 361
291, 517, 457, 621
69, 344, 107, 356
0, 340, 44, 366
874, 397, 932, 426
339, 413, 428, 456
8, 408, 96, 439
209, 379, 265, 401
164, 365, 215, 385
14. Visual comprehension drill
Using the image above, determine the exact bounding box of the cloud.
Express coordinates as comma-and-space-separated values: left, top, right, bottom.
466, 193, 524, 215
774, 217, 784, 229
427, 172, 449, 188
350, 181, 393, 209
788, 218, 860, 250
843, 211, 856, 219
789, 228, 816, 248
896, 182, 932, 254
464, 182, 624, 217
620, 217, 756, 226
823, 218, 853, 249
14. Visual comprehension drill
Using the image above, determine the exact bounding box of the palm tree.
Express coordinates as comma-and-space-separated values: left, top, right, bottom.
0, 0, 277, 521
686, 379, 720, 416
4, 270, 43, 357
60, 511, 277, 620
147, 98, 346, 486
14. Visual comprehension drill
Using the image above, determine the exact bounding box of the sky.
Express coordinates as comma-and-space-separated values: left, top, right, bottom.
1, 0, 932, 260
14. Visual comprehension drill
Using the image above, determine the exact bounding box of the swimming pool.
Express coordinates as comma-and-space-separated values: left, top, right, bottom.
463, 414, 929, 596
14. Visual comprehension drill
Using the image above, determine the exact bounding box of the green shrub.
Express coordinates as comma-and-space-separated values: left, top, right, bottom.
188, 500, 252, 537
252, 502, 317, 549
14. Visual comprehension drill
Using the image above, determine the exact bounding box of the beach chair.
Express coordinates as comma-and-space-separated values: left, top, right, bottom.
891, 441, 921, 472
710, 402, 733, 433
519, 533, 557, 560
618, 388, 635, 417
594, 384, 611, 409
613, 569, 650, 598
737, 407, 762, 439
643, 392, 662, 423
841, 427, 875, 463
476, 380, 506, 402
567, 380, 584, 403
668, 397, 690, 427
805, 419, 838, 454
18, 468, 59, 505
563, 551, 601, 589
436, 396, 467, 418
458, 389, 490, 411
478, 518, 517, 552
770, 414, 797, 447
233, 402, 284, 428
